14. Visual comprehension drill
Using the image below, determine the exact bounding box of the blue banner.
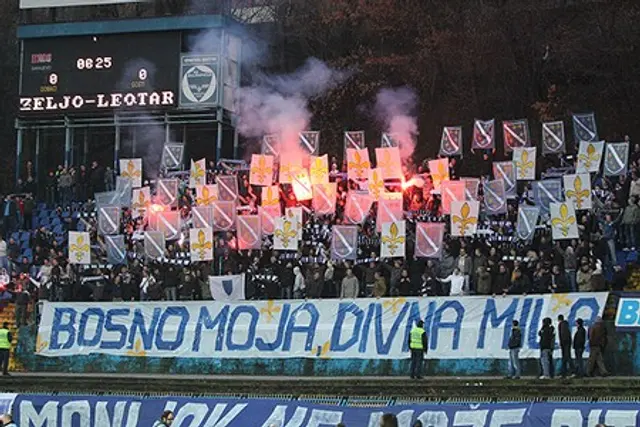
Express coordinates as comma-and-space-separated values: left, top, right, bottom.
11, 394, 640, 427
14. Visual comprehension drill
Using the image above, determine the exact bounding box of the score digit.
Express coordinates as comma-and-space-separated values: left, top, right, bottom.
77, 58, 85, 70
138, 68, 148, 81
48, 73, 58, 85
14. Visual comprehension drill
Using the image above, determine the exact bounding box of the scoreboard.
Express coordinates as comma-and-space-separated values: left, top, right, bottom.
19, 32, 181, 114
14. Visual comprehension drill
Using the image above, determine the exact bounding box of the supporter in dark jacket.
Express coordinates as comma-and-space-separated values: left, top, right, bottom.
573, 318, 586, 377
557, 315, 573, 377
538, 317, 555, 378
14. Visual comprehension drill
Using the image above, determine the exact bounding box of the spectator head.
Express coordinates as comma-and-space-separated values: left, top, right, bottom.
542, 317, 552, 326
380, 414, 398, 427
552, 265, 560, 274
161, 410, 174, 425
453, 268, 461, 275
2, 322, 7, 329
557, 315, 564, 322
413, 421, 424, 427
346, 268, 353, 277
576, 318, 584, 327
416, 320, 424, 328
512, 320, 519, 327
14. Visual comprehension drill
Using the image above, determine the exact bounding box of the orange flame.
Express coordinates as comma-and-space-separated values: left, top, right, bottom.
150, 204, 165, 213
401, 176, 425, 190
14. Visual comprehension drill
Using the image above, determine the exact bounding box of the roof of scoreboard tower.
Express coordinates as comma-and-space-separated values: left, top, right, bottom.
18, 14, 245, 39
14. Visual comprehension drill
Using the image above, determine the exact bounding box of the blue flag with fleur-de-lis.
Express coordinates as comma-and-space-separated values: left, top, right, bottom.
604, 142, 629, 177
483, 179, 507, 215
439, 126, 463, 156
209, 274, 245, 301
542, 121, 566, 154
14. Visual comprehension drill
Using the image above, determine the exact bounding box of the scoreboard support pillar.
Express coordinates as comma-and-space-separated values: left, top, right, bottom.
35, 129, 41, 189
216, 108, 223, 161
113, 119, 121, 171
64, 117, 72, 168
15, 127, 23, 183
233, 128, 239, 159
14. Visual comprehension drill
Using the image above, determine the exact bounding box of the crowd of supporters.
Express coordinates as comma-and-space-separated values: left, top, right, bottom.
0, 143, 638, 317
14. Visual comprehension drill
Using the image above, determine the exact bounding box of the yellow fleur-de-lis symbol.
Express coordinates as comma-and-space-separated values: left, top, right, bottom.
348, 150, 370, 179
382, 222, 405, 255
262, 186, 279, 207
121, 160, 141, 179
126, 338, 147, 357
432, 161, 448, 184
191, 161, 205, 181
578, 143, 599, 170
383, 297, 407, 315
35, 334, 48, 353
452, 202, 478, 235
260, 300, 282, 323
191, 230, 212, 259
275, 219, 297, 248
551, 293, 572, 312
566, 176, 590, 209
369, 170, 384, 200
197, 186, 217, 205
377, 151, 394, 177
70, 235, 89, 262
251, 156, 272, 184
551, 203, 576, 237
310, 157, 327, 183
132, 190, 147, 210
515, 150, 534, 179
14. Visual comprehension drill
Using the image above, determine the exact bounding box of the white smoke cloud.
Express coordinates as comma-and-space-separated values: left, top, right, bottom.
374, 87, 419, 163
236, 58, 350, 155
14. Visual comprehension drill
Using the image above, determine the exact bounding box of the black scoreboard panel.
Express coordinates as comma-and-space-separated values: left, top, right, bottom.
20, 32, 181, 114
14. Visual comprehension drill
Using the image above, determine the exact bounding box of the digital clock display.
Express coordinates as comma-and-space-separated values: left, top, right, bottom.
19, 32, 181, 114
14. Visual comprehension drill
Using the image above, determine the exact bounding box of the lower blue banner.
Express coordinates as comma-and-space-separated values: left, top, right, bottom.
10, 394, 640, 427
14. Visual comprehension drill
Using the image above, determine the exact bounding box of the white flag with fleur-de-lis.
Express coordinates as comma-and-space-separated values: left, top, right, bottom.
189, 228, 214, 262
273, 216, 299, 251
375, 147, 403, 180
513, 147, 536, 181
576, 141, 604, 174
68, 231, 91, 265
189, 158, 207, 188
450, 201, 479, 237
550, 202, 579, 240
249, 154, 274, 186
118, 158, 142, 189
381, 221, 406, 258
563, 174, 592, 210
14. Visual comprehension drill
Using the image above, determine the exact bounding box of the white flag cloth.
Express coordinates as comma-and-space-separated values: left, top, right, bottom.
380, 221, 406, 258
576, 141, 604, 173
118, 158, 142, 188
209, 274, 246, 301
450, 201, 479, 237
68, 231, 91, 265
513, 147, 536, 181
563, 174, 592, 210
189, 228, 213, 262
550, 202, 579, 240
189, 158, 207, 188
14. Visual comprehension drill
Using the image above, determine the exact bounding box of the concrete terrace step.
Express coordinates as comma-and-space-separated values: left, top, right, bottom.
2, 373, 639, 399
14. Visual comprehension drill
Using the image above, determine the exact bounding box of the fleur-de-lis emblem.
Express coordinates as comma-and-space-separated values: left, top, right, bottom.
70, 235, 89, 262
251, 156, 272, 183
432, 161, 448, 184
348, 150, 370, 179
132, 189, 147, 210
310, 157, 327, 183
551, 203, 576, 237
566, 176, 590, 209
369, 170, 384, 200
578, 143, 599, 170
551, 293, 572, 312
383, 297, 407, 315
515, 150, 534, 179
262, 186, 279, 207
191, 230, 212, 259
275, 219, 297, 248
191, 161, 205, 181
121, 160, 140, 179
126, 338, 146, 357
452, 202, 478, 235
382, 222, 405, 255
377, 151, 394, 177
197, 186, 217, 205
260, 300, 282, 322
